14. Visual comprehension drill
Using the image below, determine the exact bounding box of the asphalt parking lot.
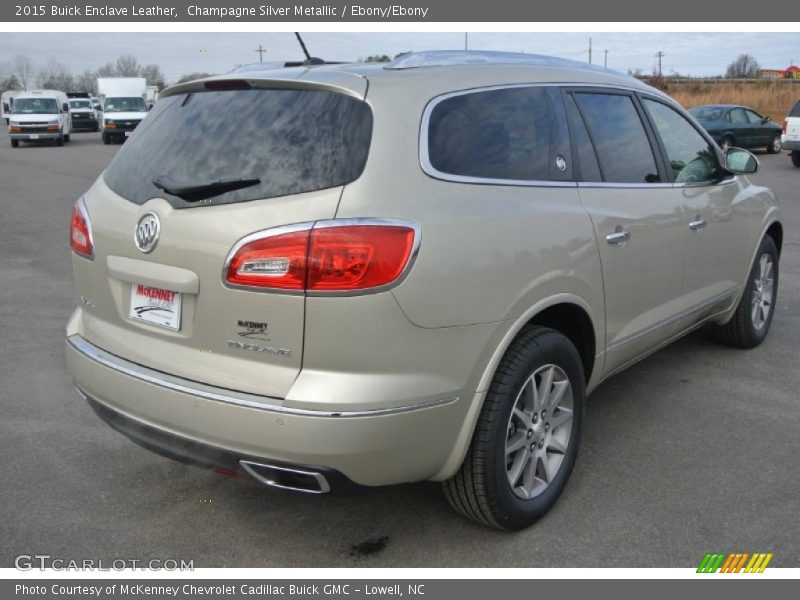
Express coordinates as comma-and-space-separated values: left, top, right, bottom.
0, 127, 798, 568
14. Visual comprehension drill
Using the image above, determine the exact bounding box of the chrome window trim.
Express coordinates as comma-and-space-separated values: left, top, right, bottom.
221, 217, 422, 297
68, 335, 457, 418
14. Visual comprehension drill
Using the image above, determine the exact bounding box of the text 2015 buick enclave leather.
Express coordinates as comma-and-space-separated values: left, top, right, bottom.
66, 51, 782, 529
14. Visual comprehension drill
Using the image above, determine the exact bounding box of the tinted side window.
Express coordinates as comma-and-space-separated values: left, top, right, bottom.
564, 94, 602, 182
729, 108, 748, 123
427, 86, 566, 181
745, 110, 764, 124
644, 99, 720, 184
574, 93, 660, 183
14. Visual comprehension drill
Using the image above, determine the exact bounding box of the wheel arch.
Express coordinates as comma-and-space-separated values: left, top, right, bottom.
430, 294, 602, 482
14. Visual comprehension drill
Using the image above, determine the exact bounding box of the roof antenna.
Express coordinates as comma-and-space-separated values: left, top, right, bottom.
295, 32, 324, 65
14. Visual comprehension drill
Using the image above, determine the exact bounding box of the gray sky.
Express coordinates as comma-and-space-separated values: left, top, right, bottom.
2, 32, 799, 83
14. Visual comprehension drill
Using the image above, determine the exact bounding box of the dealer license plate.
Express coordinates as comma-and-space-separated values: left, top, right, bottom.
125, 131, 132, 137
129, 284, 182, 331
29, 134, 39, 140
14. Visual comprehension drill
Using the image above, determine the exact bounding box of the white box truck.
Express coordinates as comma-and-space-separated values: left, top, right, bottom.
97, 77, 148, 144
145, 85, 160, 108
7, 89, 72, 147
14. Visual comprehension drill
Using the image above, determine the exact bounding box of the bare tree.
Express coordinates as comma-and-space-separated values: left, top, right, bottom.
176, 72, 213, 84
141, 64, 165, 90
75, 69, 97, 94
38, 58, 74, 91
12, 55, 35, 90
115, 54, 141, 77
96, 62, 117, 78
725, 54, 761, 79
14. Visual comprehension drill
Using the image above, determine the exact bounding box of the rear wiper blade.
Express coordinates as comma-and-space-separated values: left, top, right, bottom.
152, 176, 261, 201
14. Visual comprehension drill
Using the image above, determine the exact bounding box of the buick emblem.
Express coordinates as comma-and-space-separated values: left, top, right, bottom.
135, 212, 160, 253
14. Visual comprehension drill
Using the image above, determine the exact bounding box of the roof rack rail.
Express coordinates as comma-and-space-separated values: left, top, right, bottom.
385, 50, 612, 73
229, 60, 347, 74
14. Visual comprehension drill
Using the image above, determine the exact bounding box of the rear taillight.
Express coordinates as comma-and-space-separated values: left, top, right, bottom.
783, 120, 788, 134
225, 219, 419, 293
70, 198, 93, 259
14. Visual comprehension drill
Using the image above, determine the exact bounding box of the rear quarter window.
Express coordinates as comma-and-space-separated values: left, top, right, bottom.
790, 101, 800, 118
103, 88, 373, 208
424, 86, 572, 182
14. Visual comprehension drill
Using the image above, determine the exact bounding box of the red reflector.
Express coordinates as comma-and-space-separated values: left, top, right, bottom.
204, 79, 252, 91
70, 199, 93, 259
308, 225, 415, 291
212, 466, 245, 479
783, 120, 788, 134
225, 221, 418, 293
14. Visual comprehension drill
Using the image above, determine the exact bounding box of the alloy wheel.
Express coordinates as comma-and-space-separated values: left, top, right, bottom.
751, 253, 775, 331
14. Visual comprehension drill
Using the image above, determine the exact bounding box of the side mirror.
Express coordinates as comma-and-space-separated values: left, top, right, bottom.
62, 103, 69, 112
761, 116, 772, 124
147, 104, 153, 111
725, 147, 758, 174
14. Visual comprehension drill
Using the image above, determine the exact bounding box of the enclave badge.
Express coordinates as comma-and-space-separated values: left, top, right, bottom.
135, 212, 160, 253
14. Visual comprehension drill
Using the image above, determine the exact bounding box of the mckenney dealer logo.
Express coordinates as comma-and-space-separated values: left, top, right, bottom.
697, 552, 773, 573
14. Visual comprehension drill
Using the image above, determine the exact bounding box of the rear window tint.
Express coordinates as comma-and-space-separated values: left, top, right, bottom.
426, 86, 570, 182
103, 88, 373, 208
790, 101, 800, 117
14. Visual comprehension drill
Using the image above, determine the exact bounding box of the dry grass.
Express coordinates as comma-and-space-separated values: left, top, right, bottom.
645, 78, 800, 121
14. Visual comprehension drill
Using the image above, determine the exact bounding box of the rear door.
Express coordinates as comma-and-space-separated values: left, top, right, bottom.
72, 82, 373, 399
744, 108, 770, 146
566, 89, 687, 375
727, 108, 753, 147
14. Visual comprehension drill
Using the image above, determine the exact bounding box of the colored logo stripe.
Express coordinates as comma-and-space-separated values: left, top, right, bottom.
697, 552, 773, 573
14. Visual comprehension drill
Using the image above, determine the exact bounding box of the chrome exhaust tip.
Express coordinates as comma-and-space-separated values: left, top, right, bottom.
239, 460, 331, 494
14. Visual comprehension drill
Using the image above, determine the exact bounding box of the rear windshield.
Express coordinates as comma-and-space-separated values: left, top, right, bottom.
790, 101, 800, 118
104, 88, 373, 208
12, 97, 59, 114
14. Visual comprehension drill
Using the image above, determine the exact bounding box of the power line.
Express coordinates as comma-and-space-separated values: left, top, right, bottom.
655, 51, 665, 76
254, 44, 266, 63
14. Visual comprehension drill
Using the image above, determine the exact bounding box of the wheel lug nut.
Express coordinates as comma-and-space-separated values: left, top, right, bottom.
545, 423, 550, 431
538, 440, 544, 448
541, 410, 546, 419
527, 429, 533, 439
532, 413, 538, 423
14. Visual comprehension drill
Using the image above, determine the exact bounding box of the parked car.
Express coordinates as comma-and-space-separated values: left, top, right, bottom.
66, 51, 782, 530
8, 89, 72, 147
68, 97, 99, 132
689, 104, 783, 153
782, 100, 800, 167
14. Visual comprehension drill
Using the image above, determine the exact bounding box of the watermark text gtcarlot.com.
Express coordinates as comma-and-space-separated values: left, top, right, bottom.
15, 554, 194, 571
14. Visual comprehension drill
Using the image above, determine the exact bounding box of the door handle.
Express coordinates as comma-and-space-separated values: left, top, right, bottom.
606, 230, 630, 245
689, 218, 706, 231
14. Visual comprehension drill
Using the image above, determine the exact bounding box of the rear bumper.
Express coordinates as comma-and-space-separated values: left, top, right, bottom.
66, 335, 464, 487
781, 139, 800, 151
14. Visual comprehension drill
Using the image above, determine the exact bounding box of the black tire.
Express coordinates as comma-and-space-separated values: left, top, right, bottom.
11, 139, 19, 148
766, 135, 781, 154
102, 133, 110, 145
93, 124, 99, 132
64, 133, 70, 143
716, 235, 779, 348
720, 136, 734, 152
792, 151, 800, 167
443, 326, 585, 530
55, 135, 64, 147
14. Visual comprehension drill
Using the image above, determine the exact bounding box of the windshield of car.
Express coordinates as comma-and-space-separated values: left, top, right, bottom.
689, 107, 723, 121
103, 88, 373, 209
790, 101, 800, 118
12, 97, 59, 114
104, 96, 147, 112
69, 100, 92, 109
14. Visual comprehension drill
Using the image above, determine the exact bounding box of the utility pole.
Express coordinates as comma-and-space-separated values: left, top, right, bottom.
588, 37, 592, 64
655, 51, 665, 76
255, 44, 266, 63
604, 49, 608, 68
